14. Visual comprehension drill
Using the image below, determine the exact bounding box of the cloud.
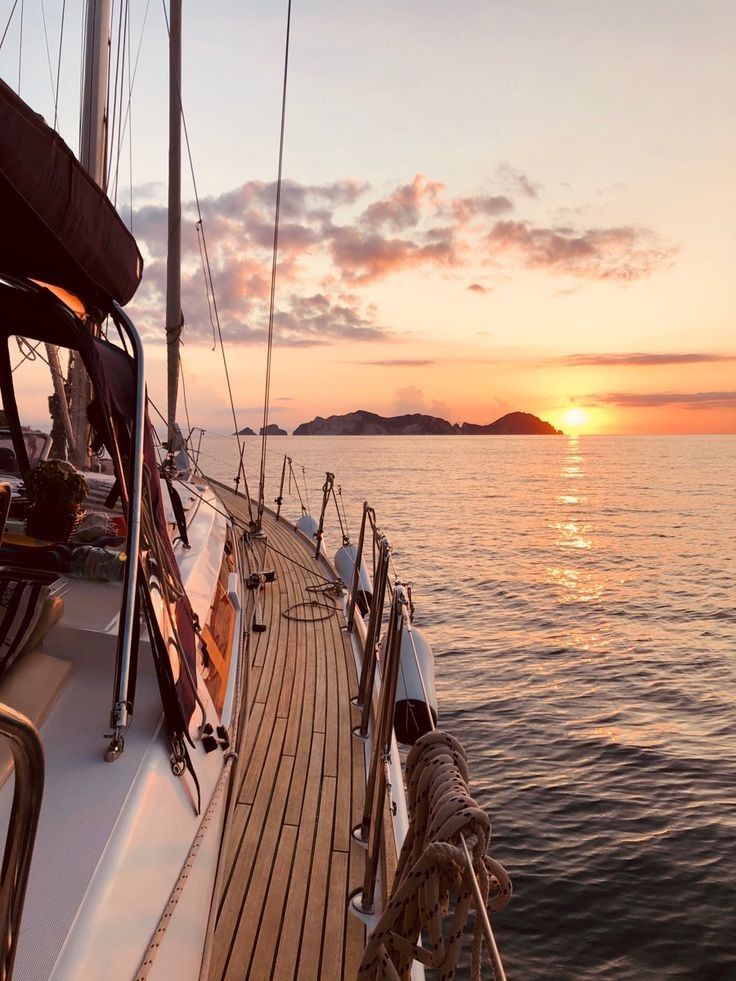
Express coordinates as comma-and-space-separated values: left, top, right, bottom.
486, 221, 674, 281
554, 353, 736, 367
497, 163, 541, 198
451, 195, 513, 223
328, 224, 457, 284
129, 172, 675, 347
393, 386, 427, 414
360, 175, 444, 231
591, 391, 736, 409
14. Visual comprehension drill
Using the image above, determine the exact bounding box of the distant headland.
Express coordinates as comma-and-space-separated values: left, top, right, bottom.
292, 409, 561, 436
234, 424, 287, 436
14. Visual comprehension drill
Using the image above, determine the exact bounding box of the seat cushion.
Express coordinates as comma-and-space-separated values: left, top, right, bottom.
0, 648, 73, 789
0, 579, 51, 676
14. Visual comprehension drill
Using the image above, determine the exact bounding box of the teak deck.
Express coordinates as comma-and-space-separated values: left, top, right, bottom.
208, 483, 367, 980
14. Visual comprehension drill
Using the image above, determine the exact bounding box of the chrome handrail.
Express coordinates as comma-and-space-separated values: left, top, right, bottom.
105, 302, 146, 761
0, 705, 45, 979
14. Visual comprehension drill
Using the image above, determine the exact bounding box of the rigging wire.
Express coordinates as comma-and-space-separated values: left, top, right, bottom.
53, 0, 66, 129
195, 221, 218, 349
125, 0, 133, 228
17, 0, 23, 91
179, 351, 193, 443
257, 0, 293, 532
0, 0, 20, 51
107, 0, 128, 201
39, 0, 57, 106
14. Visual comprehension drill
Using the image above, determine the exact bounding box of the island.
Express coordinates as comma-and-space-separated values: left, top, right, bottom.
233, 427, 256, 436
293, 409, 561, 436
260, 424, 287, 436
293, 411, 455, 436
459, 411, 561, 435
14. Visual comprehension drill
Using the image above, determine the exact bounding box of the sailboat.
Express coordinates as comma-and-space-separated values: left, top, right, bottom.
0, 3, 510, 978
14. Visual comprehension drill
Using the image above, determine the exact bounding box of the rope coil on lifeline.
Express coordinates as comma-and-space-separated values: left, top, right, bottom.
358, 731, 512, 981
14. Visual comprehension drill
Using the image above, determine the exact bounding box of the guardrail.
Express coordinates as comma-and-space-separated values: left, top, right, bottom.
344, 500, 508, 980
0, 705, 45, 978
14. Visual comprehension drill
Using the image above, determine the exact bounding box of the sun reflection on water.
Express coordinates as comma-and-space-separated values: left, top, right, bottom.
547, 435, 604, 603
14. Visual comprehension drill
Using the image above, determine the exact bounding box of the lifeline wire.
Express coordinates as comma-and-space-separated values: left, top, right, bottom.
257, 0, 293, 532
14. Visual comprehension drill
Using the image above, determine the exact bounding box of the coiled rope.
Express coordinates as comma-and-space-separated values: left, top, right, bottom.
282, 582, 341, 622
358, 731, 511, 981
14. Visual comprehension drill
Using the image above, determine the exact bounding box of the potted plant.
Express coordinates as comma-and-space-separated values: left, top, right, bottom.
24, 459, 88, 542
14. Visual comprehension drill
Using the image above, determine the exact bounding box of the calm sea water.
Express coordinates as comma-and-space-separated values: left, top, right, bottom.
200, 433, 735, 980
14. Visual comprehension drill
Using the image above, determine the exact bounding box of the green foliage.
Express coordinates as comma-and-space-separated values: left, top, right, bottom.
24, 460, 88, 510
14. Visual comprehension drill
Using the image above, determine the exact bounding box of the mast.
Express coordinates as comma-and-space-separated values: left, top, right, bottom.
68, 0, 112, 469
165, 0, 183, 453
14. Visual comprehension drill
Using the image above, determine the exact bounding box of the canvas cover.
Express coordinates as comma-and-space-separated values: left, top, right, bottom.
0, 78, 142, 312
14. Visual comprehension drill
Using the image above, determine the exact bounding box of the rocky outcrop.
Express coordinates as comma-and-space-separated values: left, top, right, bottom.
234, 427, 256, 436
260, 424, 287, 436
293, 410, 455, 436
459, 412, 561, 435
294, 408, 561, 436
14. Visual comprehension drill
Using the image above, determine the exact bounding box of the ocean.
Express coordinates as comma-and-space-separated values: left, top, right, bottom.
199, 433, 735, 980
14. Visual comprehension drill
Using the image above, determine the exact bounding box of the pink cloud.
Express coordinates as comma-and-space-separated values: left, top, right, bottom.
360, 175, 445, 231
486, 221, 673, 280
129, 172, 674, 346
328, 226, 456, 284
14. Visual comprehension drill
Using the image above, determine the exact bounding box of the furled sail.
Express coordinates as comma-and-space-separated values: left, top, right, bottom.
0, 78, 143, 312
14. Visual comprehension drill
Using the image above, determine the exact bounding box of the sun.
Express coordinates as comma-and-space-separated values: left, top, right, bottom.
563, 406, 588, 431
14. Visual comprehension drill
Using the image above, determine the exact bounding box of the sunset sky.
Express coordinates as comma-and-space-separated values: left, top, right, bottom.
2, 0, 734, 434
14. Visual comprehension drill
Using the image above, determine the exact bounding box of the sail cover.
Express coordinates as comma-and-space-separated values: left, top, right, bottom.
0, 78, 143, 311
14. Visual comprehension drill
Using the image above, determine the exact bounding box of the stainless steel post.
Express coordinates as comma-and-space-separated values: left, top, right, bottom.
357, 538, 389, 733
275, 454, 288, 521
105, 303, 146, 760
314, 471, 333, 560
346, 502, 369, 634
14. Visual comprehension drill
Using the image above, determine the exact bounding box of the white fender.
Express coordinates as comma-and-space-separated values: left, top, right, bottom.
334, 544, 373, 616
381, 625, 437, 745
296, 513, 321, 546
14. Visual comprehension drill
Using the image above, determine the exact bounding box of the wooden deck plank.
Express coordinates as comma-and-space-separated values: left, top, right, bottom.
214, 717, 287, 941
283, 621, 319, 823
295, 775, 336, 979
321, 849, 350, 981
273, 731, 326, 979
323, 613, 339, 779
206, 483, 368, 981
334, 625, 356, 851
247, 824, 298, 981
222, 755, 295, 980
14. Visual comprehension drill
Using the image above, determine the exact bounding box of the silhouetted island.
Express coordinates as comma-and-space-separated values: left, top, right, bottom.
260, 424, 287, 436
293, 409, 561, 436
460, 411, 561, 435
233, 426, 256, 435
